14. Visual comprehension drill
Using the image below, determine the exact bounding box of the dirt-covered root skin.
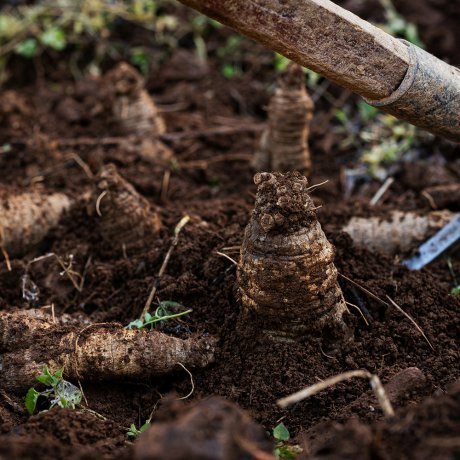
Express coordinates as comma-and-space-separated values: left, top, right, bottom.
106, 62, 166, 137
0, 312, 216, 390
0, 310, 55, 352
343, 210, 454, 255
253, 63, 314, 175
238, 172, 347, 341
0, 191, 71, 256
94, 164, 161, 251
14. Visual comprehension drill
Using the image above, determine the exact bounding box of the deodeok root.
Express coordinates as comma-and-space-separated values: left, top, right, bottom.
0, 310, 216, 391
342, 210, 454, 255
238, 171, 347, 341
0, 189, 72, 256
253, 63, 314, 175
93, 164, 161, 252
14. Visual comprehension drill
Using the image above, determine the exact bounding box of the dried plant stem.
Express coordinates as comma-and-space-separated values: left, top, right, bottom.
277, 369, 395, 417
26, 252, 82, 292
339, 274, 434, 350
176, 362, 195, 400
385, 295, 434, 350
141, 215, 190, 319
370, 177, 394, 206
1, 246, 11, 271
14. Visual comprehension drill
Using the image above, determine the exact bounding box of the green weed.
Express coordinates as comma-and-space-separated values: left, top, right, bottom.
273, 423, 303, 459
126, 300, 192, 330
127, 420, 151, 438
25, 365, 82, 415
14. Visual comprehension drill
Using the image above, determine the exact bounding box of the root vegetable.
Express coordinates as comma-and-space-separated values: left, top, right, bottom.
94, 164, 161, 252
0, 311, 215, 391
106, 62, 166, 137
238, 171, 347, 341
253, 63, 314, 175
342, 210, 454, 255
0, 190, 72, 256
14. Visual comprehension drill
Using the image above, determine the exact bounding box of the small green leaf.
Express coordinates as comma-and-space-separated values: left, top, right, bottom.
144, 312, 152, 322
25, 388, 40, 415
36, 365, 55, 386
451, 286, 460, 296
40, 27, 66, 51
127, 423, 141, 438
126, 319, 144, 329
54, 367, 64, 381
273, 423, 290, 441
15, 38, 38, 58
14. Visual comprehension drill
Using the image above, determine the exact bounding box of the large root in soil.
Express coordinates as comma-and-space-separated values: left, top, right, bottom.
134, 397, 273, 460
92, 164, 161, 252
342, 210, 454, 255
0, 310, 216, 391
253, 63, 314, 175
0, 189, 72, 256
238, 172, 347, 341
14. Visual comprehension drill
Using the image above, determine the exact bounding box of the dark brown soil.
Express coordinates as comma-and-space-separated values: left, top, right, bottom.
0, 2, 459, 459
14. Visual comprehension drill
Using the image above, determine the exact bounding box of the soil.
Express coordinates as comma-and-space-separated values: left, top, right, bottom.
0, 2, 459, 459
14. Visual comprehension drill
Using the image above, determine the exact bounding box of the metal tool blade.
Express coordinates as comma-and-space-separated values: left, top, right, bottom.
403, 214, 460, 270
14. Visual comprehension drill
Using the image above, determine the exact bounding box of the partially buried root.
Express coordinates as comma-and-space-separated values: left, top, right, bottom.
0, 310, 216, 391
0, 189, 72, 257
93, 164, 161, 252
253, 63, 314, 175
105, 62, 172, 164
238, 171, 347, 341
343, 209, 454, 255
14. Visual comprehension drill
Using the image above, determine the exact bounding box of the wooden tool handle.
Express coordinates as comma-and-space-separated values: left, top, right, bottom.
178, 0, 410, 100
178, 0, 460, 143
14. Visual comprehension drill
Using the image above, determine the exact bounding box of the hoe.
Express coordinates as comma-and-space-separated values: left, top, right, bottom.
177, 0, 460, 144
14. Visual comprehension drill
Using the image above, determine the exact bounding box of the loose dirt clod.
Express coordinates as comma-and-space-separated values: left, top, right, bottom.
93, 164, 161, 252
342, 210, 454, 255
0, 189, 72, 256
253, 63, 314, 175
134, 397, 273, 460
0, 311, 216, 391
238, 171, 347, 341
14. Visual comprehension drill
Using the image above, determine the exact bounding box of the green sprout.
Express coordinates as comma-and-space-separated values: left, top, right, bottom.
273, 423, 303, 459
127, 420, 151, 439
126, 301, 192, 330
25, 366, 82, 415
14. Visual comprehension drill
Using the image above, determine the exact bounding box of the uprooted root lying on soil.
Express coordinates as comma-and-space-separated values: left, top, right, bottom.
253, 63, 314, 175
92, 164, 162, 252
0, 189, 72, 257
0, 310, 216, 391
342, 210, 455, 255
238, 171, 347, 341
